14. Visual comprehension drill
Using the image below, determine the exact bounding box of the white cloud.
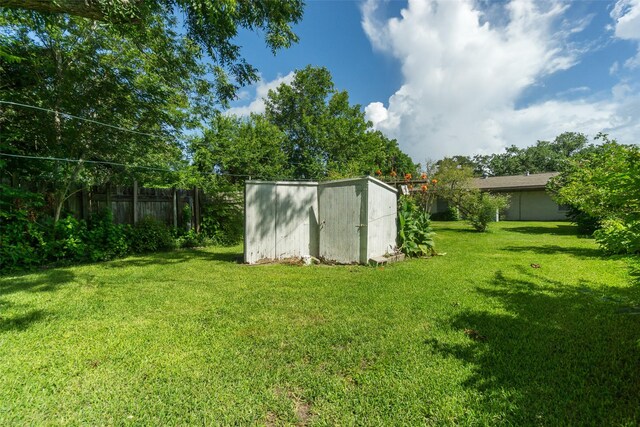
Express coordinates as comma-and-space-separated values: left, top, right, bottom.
612, 0, 640, 69
225, 72, 295, 116
362, 0, 639, 162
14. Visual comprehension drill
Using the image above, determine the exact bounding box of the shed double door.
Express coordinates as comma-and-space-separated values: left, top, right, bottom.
318, 182, 368, 264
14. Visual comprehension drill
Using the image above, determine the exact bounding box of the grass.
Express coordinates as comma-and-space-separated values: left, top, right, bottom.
1, 221, 639, 425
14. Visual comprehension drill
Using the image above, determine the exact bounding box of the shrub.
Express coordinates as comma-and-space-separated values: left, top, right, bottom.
566, 206, 600, 236
86, 209, 130, 261
398, 195, 435, 257
594, 219, 640, 255
177, 229, 209, 248
430, 206, 459, 221
201, 200, 243, 246
48, 215, 88, 261
462, 192, 510, 232
129, 217, 175, 253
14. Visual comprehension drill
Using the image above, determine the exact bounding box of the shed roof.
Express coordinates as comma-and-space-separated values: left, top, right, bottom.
473, 172, 559, 191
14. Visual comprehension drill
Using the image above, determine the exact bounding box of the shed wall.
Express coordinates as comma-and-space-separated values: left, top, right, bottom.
275, 184, 319, 259
366, 180, 398, 259
318, 180, 366, 264
244, 183, 276, 264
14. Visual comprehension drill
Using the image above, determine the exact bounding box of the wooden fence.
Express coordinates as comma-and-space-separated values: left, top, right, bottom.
65, 181, 202, 230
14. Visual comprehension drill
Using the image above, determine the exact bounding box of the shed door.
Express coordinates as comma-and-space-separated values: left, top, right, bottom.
318, 183, 367, 264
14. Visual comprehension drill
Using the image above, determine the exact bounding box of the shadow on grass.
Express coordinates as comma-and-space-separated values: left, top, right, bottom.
0, 308, 48, 332
426, 268, 640, 424
503, 224, 576, 236
501, 244, 603, 259
106, 248, 244, 269
0, 269, 75, 297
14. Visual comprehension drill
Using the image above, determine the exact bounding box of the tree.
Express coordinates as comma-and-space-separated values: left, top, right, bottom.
0, 1, 304, 104
435, 159, 509, 232
549, 134, 640, 254
469, 132, 590, 177
0, 11, 211, 222
190, 113, 291, 189
264, 65, 415, 180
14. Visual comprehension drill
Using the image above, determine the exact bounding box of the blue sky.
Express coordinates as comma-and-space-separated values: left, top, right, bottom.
228, 0, 640, 162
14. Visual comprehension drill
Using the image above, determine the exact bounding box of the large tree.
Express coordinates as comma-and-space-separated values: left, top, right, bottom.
264, 65, 415, 180
0, 0, 304, 104
0, 11, 211, 221
468, 132, 590, 176
549, 135, 640, 254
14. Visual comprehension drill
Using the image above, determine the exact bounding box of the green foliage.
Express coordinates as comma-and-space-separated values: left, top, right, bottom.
434, 159, 509, 232
130, 217, 175, 253
176, 229, 209, 249
85, 209, 130, 261
397, 195, 435, 257
469, 132, 590, 176
430, 206, 460, 221
566, 206, 600, 236
49, 216, 88, 261
549, 136, 640, 254
201, 198, 243, 246
0, 0, 303, 106
264, 65, 415, 180
462, 192, 510, 232
594, 219, 640, 255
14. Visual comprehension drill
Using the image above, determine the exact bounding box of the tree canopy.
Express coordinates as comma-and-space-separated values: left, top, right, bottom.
0, 0, 304, 104
439, 132, 590, 177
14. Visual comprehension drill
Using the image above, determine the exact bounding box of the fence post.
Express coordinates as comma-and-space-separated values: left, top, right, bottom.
133, 180, 139, 224
81, 188, 89, 220
193, 186, 200, 233
106, 182, 112, 214
173, 188, 178, 229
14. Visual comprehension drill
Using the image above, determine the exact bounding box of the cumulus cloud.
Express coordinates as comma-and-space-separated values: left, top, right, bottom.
611, 0, 640, 68
225, 72, 295, 116
362, 0, 640, 162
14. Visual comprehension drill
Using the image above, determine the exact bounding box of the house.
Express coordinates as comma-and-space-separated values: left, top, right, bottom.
432, 172, 568, 221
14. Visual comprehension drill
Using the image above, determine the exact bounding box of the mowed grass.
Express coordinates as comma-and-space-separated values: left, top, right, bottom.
1, 222, 639, 425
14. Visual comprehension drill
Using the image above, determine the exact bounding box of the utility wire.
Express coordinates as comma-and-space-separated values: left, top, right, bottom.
0, 152, 253, 178
0, 100, 167, 139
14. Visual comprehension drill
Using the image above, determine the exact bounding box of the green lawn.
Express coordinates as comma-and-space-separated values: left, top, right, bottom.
1, 222, 639, 425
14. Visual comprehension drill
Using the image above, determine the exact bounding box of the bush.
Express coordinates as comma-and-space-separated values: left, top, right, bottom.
201, 200, 243, 246
129, 217, 175, 253
86, 209, 130, 261
398, 196, 435, 257
177, 229, 209, 248
48, 215, 88, 261
566, 206, 600, 236
462, 192, 510, 232
430, 206, 459, 221
594, 219, 640, 255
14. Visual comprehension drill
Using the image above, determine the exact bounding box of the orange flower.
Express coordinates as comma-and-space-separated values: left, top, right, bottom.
421, 172, 427, 180
421, 184, 428, 192
431, 179, 438, 184
404, 173, 412, 181
390, 170, 397, 178
375, 169, 382, 176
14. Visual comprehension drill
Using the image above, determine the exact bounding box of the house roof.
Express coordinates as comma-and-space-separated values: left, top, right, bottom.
473, 172, 559, 191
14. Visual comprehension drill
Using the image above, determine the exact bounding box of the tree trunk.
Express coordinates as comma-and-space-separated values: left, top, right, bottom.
0, 0, 141, 22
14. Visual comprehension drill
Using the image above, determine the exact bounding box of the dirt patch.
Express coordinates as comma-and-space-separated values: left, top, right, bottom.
272, 387, 313, 426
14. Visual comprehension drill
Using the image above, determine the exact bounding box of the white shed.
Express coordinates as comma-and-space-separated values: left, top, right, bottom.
244, 181, 318, 264
244, 177, 397, 265
318, 177, 397, 264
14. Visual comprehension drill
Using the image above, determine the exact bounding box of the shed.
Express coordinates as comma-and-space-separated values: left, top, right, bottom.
244, 181, 318, 264
244, 177, 397, 264
318, 177, 397, 264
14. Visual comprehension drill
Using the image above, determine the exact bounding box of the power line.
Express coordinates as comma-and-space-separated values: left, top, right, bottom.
0, 100, 167, 139
0, 152, 253, 178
